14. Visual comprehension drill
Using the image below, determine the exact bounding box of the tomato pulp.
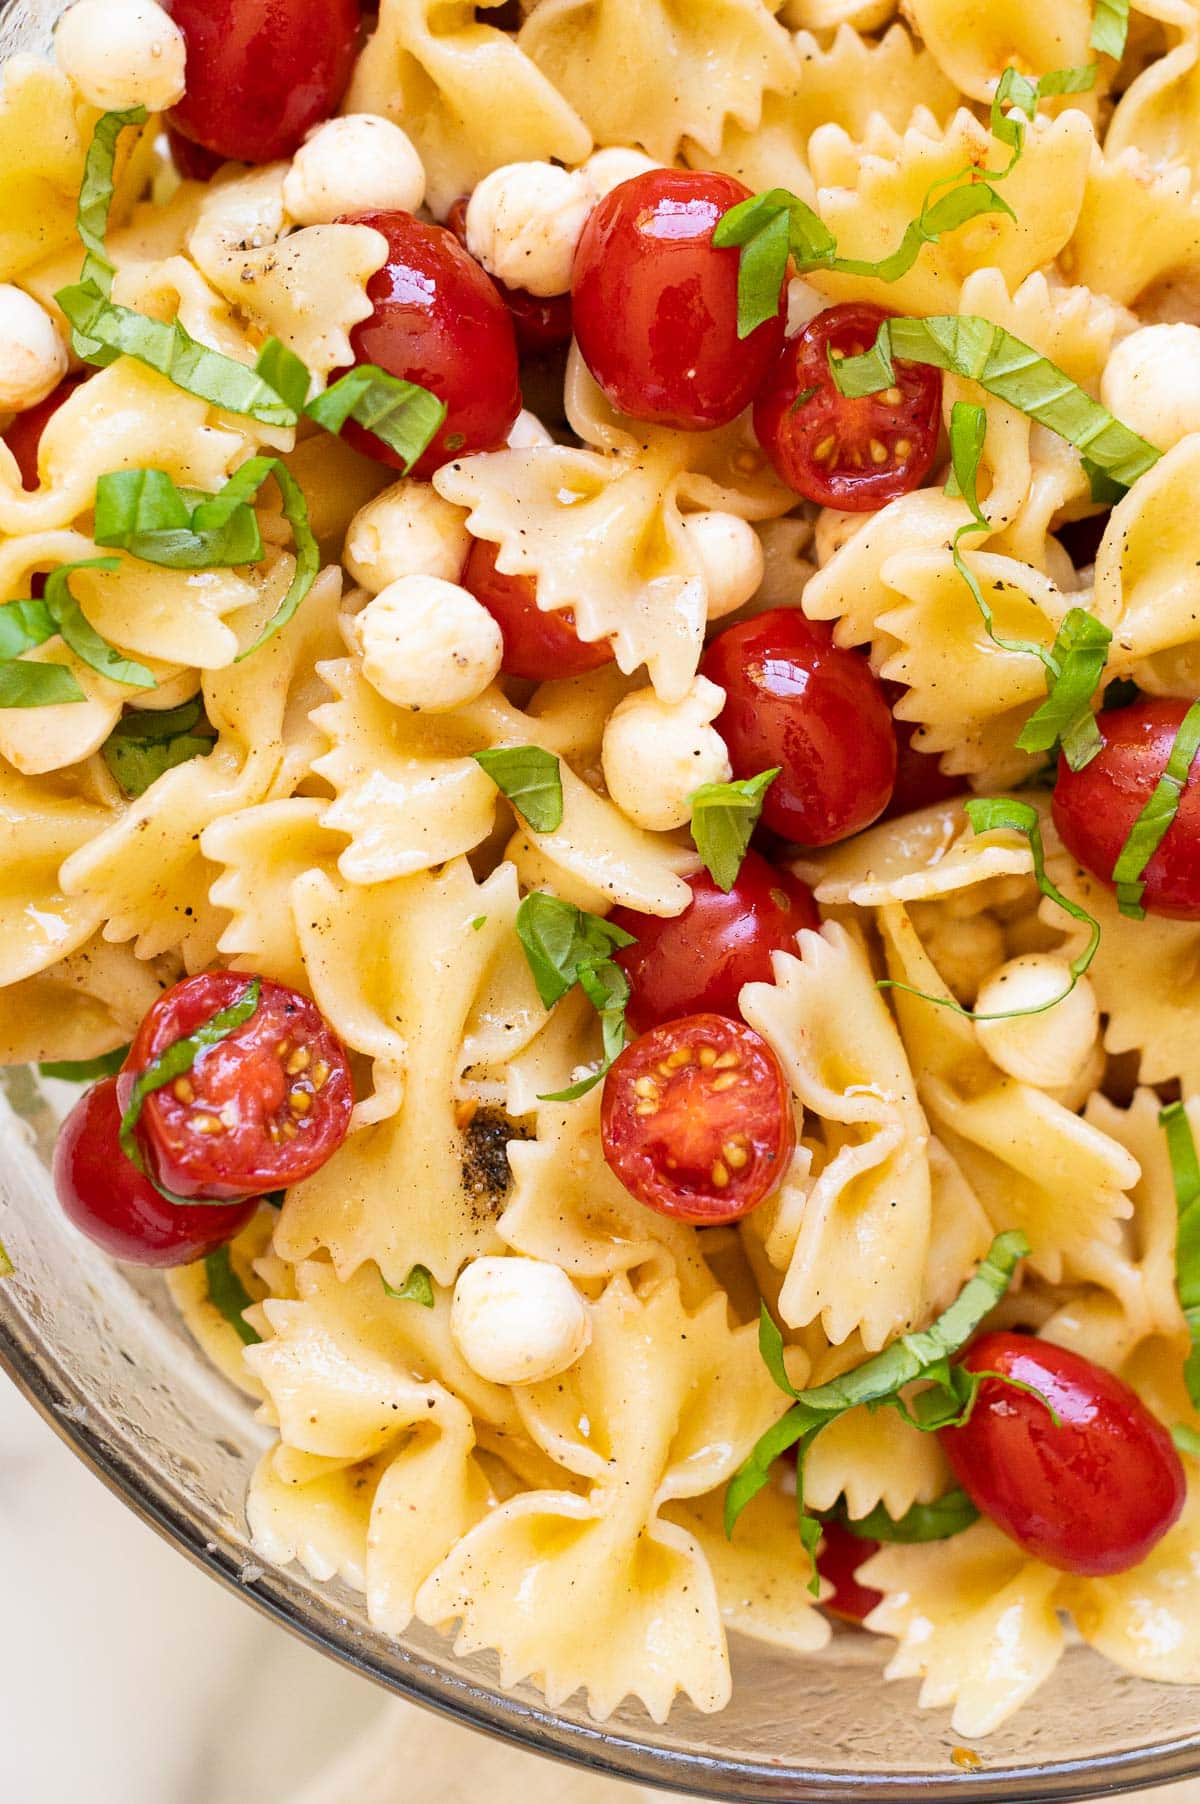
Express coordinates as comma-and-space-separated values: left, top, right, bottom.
817, 1519, 883, 1622
446, 197, 573, 355
1, 374, 86, 491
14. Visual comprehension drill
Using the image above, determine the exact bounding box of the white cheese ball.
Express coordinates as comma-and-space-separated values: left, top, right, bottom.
283, 115, 426, 226
451, 1256, 591, 1385
582, 146, 659, 197
974, 954, 1100, 1091
466, 161, 596, 297
54, 0, 186, 111
680, 511, 764, 620
344, 483, 471, 593
0, 287, 68, 412
602, 676, 731, 831
1101, 323, 1200, 451
354, 575, 502, 712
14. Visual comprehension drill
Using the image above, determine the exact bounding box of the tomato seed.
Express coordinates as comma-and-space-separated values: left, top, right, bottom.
813, 434, 837, 463
311, 1060, 330, 1090
698, 1046, 718, 1067
173, 1077, 195, 1103
289, 1089, 311, 1115
286, 1046, 310, 1075
711, 1160, 730, 1187
869, 438, 889, 464
190, 1113, 223, 1135
882, 387, 902, 407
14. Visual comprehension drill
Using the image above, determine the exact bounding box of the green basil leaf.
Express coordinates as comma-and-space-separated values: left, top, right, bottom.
230, 458, 320, 655
515, 892, 635, 1011
102, 697, 216, 797
0, 1238, 12, 1279
1160, 1100, 1200, 1408
0, 661, 86, 707
94, 467, 264, 570
539, 960, 631, 1101
835, 1487, 980, 1543
39, 1044, 130, 1081
0, 596, 58, 660
473, 745, 564, 832
1016, 606, 1112, 769
988, 65, 1095, 166
722, 1403, 813, 1536
70, 105, 148, 358
204, 1245, 262, 1345
255, 337, 312, 415
689, 768, 779, 891
1081, 456, 1127, 506
1172, 1422, 1200, 1459
1091, 0, 1130, 60
43, 559, 156, 689
382, 1263, 436, 1307
1112, 699, 1200, 918
305, 366, 446, 474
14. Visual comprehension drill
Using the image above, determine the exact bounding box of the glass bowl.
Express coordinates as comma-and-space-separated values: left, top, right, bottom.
3, 3, 1200, 1791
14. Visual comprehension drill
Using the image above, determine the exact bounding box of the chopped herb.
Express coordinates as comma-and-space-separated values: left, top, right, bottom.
39, 1045, 130, 1081
0, 1239, 12, 1278
473, 746, 564, 833
1172, 1422, 1200, 1459
832, 1487, 980, 1543
94, 467, 263, 570
102, 698, 217, 797
689, 768, 779, 891
1111, 700, 1200, 918
305, 365, 446, 475
471, 915, 487, 931
515, 893, 636, 1100
382, 1263, 436, 1307
1091, 0, 1130, 61
204, 1245, 261, 1345
1160, 1101, 1200, 1408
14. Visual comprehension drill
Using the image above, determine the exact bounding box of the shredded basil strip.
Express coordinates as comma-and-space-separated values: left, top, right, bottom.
1160, 1101, 1200, 1408
102, 697, 216, 797
39, 1044, 130, 1081
94, 467, 264, 570
1173, 1422, 1200, 1459
0, 1239, 12, 1279
515, 893, 635, 1101
473, 746, 564, 833
832, 1487, 980, 1544
44, 559, 156, 688
689, 769, 779, 891
305, 365, 447, 475
1111, 699, 1200, 918
1091, 0, 1130, 61
69, 104, 147, 360
118, 978, 262, 1194
204, 1245, 262, 1345
0, 560, 159, 703
725, 1231, 1029, 1586
255, 337, 312, 415
382, 1263, 436, 1307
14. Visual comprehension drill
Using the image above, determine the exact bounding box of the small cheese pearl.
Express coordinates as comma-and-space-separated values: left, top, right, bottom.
54, 0, 186, 112
0, 287, 68, 412
466, 161, 596, 297
974, 955, 1100, 1091
679, 511, 764, 620
283, 116, 426, 226
344, 483, 471, 593
354, 575, 502, 712
1101, 323, 1200, 452
582, 146, 660, 197
451, 1256, 591, 1385
602, 676, 731, 831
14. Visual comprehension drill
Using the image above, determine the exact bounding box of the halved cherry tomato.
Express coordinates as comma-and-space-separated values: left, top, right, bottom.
610, 855, 819, 1034
165, 125, 225, 183
940, 1332, 1186, 1576
753, 303, 942, 510
700, 607, 896, 846
2, 374, 86, 492
337, 210, 521, 479
571, 169, 786, 430
166, 0, 360, 165
120, 973, 353, 1202
460, 537, 614, 681
817, 1519, 883, 1623
53, 1077, 254, 1267
882, 680, 966, 821
447, 198, 574, 355
600, 1013, 795, 1223
1052, 697, 1200, 919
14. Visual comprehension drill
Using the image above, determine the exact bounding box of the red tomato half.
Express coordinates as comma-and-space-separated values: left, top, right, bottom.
753, 303, 942, 510
572, 170, 786, 430
53, 1078, 254, 1267
165, 124, 225, 183
446, 198, 573, 355
701, 608, 896, 846
1052, 697, 1200, 919
2, 374, 86, 492
940, 1332, 1186, 1577
339, 211, 521, 478
882, 680, 967, 820
817, 1519, 883, 1623
610, 855, 819, 1033
460, 537, 614, 681
121, 973, 353, 1202
166, 0, 360, 164
601, 1013, 794, 1223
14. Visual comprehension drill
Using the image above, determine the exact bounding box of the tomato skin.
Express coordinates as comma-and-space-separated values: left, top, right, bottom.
338, 211, 521, 478
2, 374, 86, 492
53, 1078, 255, 1268
610, 855, 819, 1034
701, 608, 896, 846
940, 1332, 1186, 1577
165, 124, 224, 183
447, 198, 573, 355
460, 537, 613, 681
882, 681, 967, 821
601, 1013, 795, 1223
753, 303, 942, 510
121, 972, 353, 1202
166, 0, 360, 165
571, 170, 786, 431
1052, 698, 1200, 919
817, 1519, 883, 1623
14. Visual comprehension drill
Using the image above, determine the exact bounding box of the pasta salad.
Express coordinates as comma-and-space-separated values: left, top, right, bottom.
3, 0, 1200, 1743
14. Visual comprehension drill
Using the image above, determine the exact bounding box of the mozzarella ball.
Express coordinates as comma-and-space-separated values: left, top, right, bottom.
0, 287, 68, 412
582, 146, 659, 197
54, 0, 186, 111
507, 408, 555, 448
283, 115, 426, 226
602, 676, 731, 831
1047, 1038, 1106, 1114
466, 161, 596, 297
1101, 323, 1200, 451
344, 483, 471, 593
974, 954, 1100, 1090
680, 511, 764, 620
354, 575, 503, 712
451, 1256, 591, 1385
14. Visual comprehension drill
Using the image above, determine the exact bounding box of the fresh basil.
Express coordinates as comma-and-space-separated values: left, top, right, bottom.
1160, 1101, 1200, 1408
689, 769, 779, 891
204, 1245, 262, 1345
102, 697, 217, 797
94, 467, 263, 570
255, 337, 312, 416
1111, 700, 1200, 918
39, 1044, 130, 1081
43, 560, 156, 689
69, 104, 147, 360
473, 746, 564, 833
305, 365, 446, 475
382, 1263, 436, 1307
0, 660, 84, 708
832, 1487, 980, 1543
0, 560, 158, 706
515, 893, 636, 1100
1172, 1422, 1200, 1459
1091, 0, 1130, 60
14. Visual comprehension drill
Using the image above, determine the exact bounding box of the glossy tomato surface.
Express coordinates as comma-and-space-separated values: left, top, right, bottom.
460, 537, 613, 681
340, 211, 521, 478
601, 1013, 795, 1223
940, 1332, 1186, 1576
611, 855, 819, 1033
817, 1519, 883, 1623
447, 198, 574, 355
122, 972, 353, 1202
1, 374, 86, 491
53, 1078, 254, 1267
165, 124, 224, 182
754, 303, 942, 510
572, 169, 785, 430
1052, 697, 1200, 919
701, 608, 896, 846
166, 0, 360, 164
882, 681, 967, 820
